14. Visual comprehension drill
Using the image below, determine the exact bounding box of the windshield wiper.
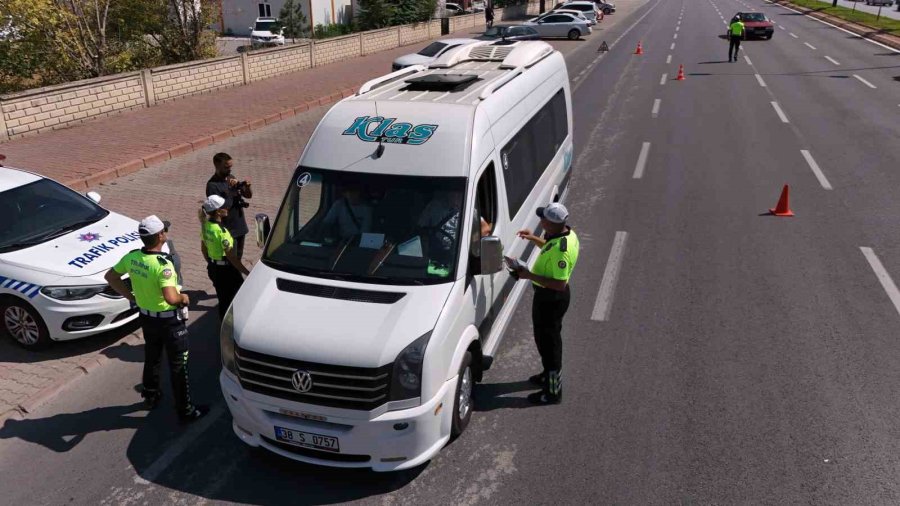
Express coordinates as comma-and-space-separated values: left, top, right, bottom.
0, 240, 46, 253
38, 218, 103, 242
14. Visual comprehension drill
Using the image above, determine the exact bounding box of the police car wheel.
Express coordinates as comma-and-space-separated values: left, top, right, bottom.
451, 352, 474, 438
0, 298, 51, 349
567, 29, 580, 40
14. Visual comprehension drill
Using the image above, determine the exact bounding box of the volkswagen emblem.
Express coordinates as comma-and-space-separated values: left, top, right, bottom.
291, 370, 313, 392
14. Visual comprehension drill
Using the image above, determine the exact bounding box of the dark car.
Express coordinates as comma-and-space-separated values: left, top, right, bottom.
734, 12, 774, 39
481, 24, 541, 41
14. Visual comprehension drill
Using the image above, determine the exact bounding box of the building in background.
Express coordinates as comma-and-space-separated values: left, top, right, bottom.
218, 0, 354, 36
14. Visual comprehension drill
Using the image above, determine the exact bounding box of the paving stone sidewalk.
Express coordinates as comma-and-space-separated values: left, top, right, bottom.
0, 25, 490, 189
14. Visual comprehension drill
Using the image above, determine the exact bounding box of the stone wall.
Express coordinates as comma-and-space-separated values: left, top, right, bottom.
0, 1, 539, 141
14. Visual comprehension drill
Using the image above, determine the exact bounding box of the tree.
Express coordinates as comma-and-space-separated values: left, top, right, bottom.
148, 0, 219, 63
358, 0, 396, 30
279, 0, 310, 41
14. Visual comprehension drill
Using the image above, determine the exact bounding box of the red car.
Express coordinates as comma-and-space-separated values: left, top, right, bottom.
734, 12, 774, 40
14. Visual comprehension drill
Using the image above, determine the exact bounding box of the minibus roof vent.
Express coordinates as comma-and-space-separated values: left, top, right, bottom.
404, 73, 479, 92
468, 45, 515, 61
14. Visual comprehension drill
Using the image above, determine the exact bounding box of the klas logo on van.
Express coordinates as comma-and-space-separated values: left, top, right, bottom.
343, 116, 438, 146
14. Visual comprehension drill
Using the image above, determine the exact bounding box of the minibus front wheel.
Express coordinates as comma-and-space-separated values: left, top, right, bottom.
451, 351, 474, 437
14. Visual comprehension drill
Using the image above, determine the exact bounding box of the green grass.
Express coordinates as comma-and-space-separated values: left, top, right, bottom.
785, 0, 900, 36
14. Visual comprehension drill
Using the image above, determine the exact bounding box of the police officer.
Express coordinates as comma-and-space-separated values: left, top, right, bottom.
510, 203, 580, 405
104, 216, 208, 422
728, 14, 746, 62
201, 195, 250, 320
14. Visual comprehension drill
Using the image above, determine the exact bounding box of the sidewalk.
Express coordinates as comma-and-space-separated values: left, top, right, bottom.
0, 24, 489, 189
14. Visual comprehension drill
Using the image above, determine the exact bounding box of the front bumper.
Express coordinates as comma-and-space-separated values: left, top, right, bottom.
38, 294, 138, 341
221, 370, 457, 472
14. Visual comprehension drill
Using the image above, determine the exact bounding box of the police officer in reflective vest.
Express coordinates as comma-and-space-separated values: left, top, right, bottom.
728, 15, 746, 62
512, 203, 580, 405
201, 195, 249, 320
104, 216, 208, 422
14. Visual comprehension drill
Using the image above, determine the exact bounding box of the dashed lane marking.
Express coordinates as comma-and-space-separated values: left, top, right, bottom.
853, 74, 877, 88
660, 73, 668, 85
744, 55, 752, 65
790, 32, 798, 38
800, 149, 833, 190
825, 55, 840, 65
633, 142, 651, 179
651, 98, 661, 118
771, 101, 790, 123
591, 231, 630, 321
804, 42, 817, 50
860, 248, 900, 319
755, 74, 767, 87
666, 54, 672, 64
670, 42, 676, 50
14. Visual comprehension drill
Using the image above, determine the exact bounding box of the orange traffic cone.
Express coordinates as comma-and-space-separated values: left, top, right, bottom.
676, 64, 685, 81
769, 185, 794, 217
635, 41, 643, 55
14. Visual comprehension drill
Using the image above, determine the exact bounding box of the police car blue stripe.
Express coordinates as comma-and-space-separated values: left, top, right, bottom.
2, 279, 16, 288
19, 283, 33, 294
0, 276, 7, 285
12, 281, 25, 291
27, 285, 41, 299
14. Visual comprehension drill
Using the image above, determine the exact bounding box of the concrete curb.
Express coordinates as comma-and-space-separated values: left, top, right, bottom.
773, 0, 900, 50
0, 330, 143, 423
62, 87, 360, 191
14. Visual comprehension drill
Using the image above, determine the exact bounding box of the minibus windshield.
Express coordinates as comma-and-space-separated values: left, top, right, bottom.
263, 168, 468, 285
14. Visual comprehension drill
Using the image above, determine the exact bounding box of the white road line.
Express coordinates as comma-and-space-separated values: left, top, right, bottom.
591, 232, 630, 321
824, 55, 840, 65
676, 26, 680, 31
744, 55, 752, 65
861, 248, 900, 318
765, 0, 900, 54
800, 149, 833, 190
660, 73, 668, 85
135, 405, 227, 484
633, 142, 651, 179
651, 99, 661, 118
771, 101, 789, 123
670, 42, 676, 50
778, 25, 785, 30
673, 33, 678, 39
666, 54, 672, 64
853, 74, 877, 89
755, 73, 767, 87
790, 32, 798, 38
804, 42, 817, 50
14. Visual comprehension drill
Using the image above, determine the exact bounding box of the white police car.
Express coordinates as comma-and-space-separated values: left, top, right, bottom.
0, 164, 158, 349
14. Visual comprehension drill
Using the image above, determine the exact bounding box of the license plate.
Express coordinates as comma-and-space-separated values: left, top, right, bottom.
274, 426, 340, 453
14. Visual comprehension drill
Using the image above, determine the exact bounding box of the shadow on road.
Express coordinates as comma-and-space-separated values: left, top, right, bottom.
0, 319, 140, 365
474, 379, 537, 411
0, 402, 146, 452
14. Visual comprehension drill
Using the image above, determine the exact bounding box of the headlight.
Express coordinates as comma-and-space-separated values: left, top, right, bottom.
221, 306, 238, 376
390, 332, 431, 402
41, 285, 107, 301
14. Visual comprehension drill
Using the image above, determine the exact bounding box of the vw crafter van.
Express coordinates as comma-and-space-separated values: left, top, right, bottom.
220, 40, 574, 471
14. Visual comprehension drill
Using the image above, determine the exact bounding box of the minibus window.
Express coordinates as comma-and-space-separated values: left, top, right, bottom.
263, 168, 467, 285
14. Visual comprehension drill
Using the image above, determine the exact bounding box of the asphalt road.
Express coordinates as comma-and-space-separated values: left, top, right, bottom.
3, 0, 900, 503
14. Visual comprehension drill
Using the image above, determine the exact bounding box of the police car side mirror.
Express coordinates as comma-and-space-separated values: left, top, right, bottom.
480, 236, 503, 275
86, 191, 102, 204
255, 213, 271, 249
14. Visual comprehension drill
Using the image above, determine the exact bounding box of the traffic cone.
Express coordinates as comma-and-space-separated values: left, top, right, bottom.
768, 185, 794, 217
676, 64, 685, 81
634, 41, 643, 55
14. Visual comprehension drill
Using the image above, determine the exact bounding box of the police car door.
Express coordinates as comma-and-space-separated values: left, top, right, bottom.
469, 162, 501, 337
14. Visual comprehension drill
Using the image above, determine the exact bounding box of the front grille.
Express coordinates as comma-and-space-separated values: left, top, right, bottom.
262, 436, 371, 463
236, 346, 392, 410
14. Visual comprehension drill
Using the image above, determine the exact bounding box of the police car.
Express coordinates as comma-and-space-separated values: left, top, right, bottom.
0, 163, 157, 349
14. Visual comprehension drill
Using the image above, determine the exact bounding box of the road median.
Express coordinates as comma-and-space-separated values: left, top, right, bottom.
772, 0, 900, 48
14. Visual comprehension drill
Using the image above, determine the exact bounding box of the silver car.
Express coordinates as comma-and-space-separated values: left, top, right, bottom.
524, 12, 592, 40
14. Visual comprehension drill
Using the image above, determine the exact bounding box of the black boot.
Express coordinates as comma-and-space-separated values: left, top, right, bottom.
178, 404, 210, 423
528, 372, 547, 386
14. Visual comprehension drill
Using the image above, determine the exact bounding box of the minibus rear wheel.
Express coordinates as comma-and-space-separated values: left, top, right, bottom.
451, 351, 474, 437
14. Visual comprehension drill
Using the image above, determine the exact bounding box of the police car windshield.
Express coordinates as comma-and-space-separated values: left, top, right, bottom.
263, 168, 467, 285
0, 179, 108, 253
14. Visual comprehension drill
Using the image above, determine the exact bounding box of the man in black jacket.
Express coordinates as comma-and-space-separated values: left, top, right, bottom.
206, 153, 253, 259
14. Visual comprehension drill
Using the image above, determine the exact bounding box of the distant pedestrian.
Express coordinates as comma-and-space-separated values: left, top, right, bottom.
728, 14, 746, 62
104, 216, 208, 422
485, 3, 495, 28
200, 195, 250, 320
206, 153, 253, 259
509, 203, 580, 405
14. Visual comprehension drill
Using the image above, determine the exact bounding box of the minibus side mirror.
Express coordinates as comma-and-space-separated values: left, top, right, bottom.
255, 213, 271, 248
480, 236, 503, 275
86, 191, 102, 204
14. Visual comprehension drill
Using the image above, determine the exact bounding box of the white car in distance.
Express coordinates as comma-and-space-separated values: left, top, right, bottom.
524, 12, 592, 39
249, 17, 286, 48
392, 38, 478, 71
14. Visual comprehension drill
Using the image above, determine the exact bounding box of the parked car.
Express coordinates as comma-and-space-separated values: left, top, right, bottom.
0, 164, 179, 349
471, 0, 487, 12
249, 17, 285, 48
445, 2, 469, 15
864, 0, 892, 6
480, 24, 542, 41
392, 38, 478, 71
594, 0, 616, 14
538, 9, 595, 25
524, 12, 592, 39
553, 1, 603, 22
733, 12, 774, 39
